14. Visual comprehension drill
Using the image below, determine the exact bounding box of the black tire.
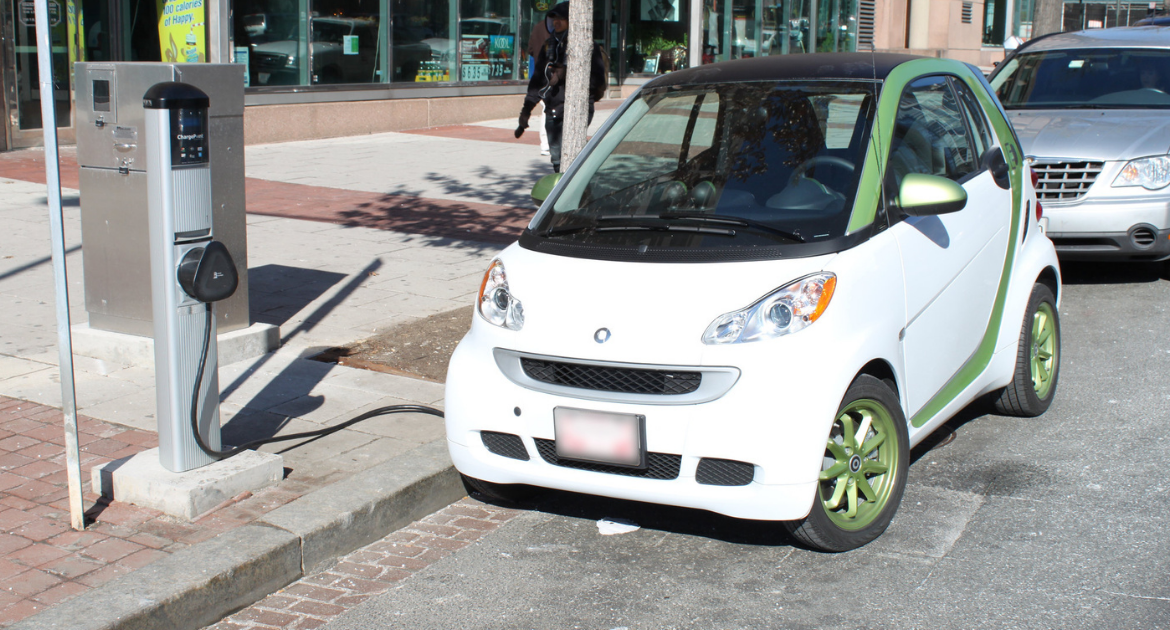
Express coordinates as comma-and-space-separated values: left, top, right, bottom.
784, 375, 909, 552
460, 473, 541, 504
994, 283, 1060, 417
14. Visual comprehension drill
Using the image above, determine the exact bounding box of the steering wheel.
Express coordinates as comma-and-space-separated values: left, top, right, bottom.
789, 156, 856, 186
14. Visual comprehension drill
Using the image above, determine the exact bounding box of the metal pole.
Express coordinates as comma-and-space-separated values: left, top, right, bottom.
34, 0, 86, 531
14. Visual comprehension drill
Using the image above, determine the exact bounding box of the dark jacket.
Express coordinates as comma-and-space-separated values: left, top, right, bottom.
521, 31, 607, 118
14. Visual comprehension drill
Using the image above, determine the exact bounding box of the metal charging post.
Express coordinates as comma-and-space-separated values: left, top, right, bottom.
144, 82, 225, 473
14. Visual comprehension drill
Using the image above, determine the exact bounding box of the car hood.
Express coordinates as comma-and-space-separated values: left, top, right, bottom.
252, 40, 297, 55
1008, 109, 1170, 161
495, 245, 837, 366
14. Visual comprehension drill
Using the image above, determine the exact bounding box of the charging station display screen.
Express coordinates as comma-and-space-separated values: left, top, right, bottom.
170, 108, 209, 166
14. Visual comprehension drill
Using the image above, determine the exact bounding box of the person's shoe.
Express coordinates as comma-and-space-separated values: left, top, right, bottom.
541, 149, 550, 156
553, 164, 561, 173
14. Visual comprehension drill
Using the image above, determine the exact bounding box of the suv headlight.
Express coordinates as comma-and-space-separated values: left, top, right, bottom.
1113, 155, 1170, 190
477, 259, 524, 330
702, 273, 836, 345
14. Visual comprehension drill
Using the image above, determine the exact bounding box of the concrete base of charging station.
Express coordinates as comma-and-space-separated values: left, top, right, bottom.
71, 321, 281, 368
91, 447, 285, 520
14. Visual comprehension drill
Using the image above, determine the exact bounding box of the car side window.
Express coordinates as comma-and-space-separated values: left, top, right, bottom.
886, 76, 979, 188
950, 79, 993, 163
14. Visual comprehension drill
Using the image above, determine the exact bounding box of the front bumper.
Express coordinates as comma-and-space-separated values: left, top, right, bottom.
1048, 226, 1170, 261
443, 331, 846, 522
1044, 193, 1170, 261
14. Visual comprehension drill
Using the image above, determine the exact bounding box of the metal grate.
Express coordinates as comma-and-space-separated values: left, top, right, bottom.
521, 358, 701, 396
534, 438, 681, 479
481, 432, 530, 461
961, 1, 973, 23
696, 458, 756, 486
1132, 226, 1157, 247
858, 0, 876, 49
1032, 161, 1104, 202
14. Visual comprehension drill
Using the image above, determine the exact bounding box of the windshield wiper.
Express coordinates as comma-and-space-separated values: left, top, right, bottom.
541, 218, 735, 237
656, 211, 806, 243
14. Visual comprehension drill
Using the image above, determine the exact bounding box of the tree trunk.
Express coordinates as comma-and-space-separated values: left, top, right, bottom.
561, 0, 593, 170
1032, 0, 1063, 37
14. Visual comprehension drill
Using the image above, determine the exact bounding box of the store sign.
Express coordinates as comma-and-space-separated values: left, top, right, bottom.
18, 0, 62, 27
158, 0, 206, 63
460, 33, 513, 82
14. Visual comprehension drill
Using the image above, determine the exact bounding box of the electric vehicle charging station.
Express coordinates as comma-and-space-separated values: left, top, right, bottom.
145, 82, 240, 473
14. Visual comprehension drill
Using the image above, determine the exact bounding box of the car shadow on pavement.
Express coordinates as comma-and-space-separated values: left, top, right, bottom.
1059, 260, 1169, 285
500, 488, 798, 547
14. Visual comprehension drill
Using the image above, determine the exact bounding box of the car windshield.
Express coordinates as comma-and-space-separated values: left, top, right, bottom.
532, 81, 877, 253
992, 48, 1170, 109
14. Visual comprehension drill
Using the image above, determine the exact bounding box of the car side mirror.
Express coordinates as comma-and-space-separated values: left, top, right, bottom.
897, 173, 968, 216
531, 172, 563, 207
984, 147, 1012, 190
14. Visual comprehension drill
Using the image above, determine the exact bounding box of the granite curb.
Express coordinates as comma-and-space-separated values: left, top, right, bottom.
8, 439, 463, 630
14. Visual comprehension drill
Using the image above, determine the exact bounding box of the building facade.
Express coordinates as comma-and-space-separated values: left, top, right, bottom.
0, 0, 1163, 149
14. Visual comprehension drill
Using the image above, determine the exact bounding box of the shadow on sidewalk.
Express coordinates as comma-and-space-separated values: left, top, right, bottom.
334, 162, 551, 245
220, 259, 382, 452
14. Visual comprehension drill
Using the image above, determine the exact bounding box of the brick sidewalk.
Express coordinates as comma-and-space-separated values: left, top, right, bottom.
0, 144, 530, 245
0, 396, 313, 627
207, 497, 522, 630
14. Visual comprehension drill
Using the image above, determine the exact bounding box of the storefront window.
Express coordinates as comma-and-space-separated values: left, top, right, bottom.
815, 0, 855, 53
458, 0, 517, 81
983, 0, 1007, 45
392, 0, 452, 82
629, 0, 687, 74
234, 0, 385, 86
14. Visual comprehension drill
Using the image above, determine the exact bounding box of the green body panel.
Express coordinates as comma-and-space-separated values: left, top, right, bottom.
839, 57, 1024, 429
531, 173, 564, 204
897, 173, 968, 216
906, 64, 1024, 428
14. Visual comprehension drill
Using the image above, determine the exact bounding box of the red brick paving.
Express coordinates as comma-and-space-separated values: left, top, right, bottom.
207, 498, 522, 630
243, 178, 531, 245
0, 128, 535, 246
0, 396, 315, 627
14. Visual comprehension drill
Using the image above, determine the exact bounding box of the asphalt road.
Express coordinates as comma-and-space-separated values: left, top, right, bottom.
323, 261, 1170, 630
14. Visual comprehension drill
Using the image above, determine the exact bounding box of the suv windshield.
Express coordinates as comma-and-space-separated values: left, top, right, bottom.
529, 81, 877, 259
992, 48, 1170, 109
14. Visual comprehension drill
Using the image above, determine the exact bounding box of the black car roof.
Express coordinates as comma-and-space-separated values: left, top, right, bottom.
644, 52, 927, 89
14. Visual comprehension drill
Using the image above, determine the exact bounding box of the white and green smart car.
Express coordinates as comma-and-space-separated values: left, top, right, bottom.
445, 53, 1062, 552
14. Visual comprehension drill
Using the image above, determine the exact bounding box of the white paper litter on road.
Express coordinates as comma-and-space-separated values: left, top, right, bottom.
597, 518, 640, 535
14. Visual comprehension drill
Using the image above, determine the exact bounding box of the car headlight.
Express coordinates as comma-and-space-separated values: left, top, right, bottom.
1113, 155, 1170, 190
285, 55, 297, 67
702, 273, 836, 345
477, 259, 524, 330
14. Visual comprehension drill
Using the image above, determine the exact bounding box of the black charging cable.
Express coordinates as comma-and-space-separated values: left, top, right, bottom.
190, 308, 445, 460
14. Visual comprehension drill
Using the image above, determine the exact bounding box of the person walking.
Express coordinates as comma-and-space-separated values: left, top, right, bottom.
515, 1, 607, 172
526, 14, 553, 156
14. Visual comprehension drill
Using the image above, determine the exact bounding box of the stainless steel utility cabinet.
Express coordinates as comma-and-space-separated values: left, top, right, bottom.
75, 63, 250, 337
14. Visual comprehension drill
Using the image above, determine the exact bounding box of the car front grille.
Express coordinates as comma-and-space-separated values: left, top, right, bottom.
520, 358, 701, 396
481, 431, 529, 461
1032, 161, 1104, 202
533, 438, 681, 479
696, 458, 756, 486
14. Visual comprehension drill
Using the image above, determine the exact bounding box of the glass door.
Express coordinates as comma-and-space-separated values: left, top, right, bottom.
10, 0, 73, 132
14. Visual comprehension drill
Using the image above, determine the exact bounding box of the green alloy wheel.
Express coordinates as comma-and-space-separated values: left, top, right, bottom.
785, 375, 909, 552
1030, 301, 1057, 399
995, 283, 1061, 417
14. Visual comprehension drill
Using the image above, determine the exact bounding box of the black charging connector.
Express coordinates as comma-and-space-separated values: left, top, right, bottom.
182, 245, 445, 461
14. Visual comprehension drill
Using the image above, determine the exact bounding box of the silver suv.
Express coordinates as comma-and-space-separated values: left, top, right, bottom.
989, 26, 1170, 263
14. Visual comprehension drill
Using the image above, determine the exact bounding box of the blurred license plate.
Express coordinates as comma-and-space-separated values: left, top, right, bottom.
554, 407, 644, 468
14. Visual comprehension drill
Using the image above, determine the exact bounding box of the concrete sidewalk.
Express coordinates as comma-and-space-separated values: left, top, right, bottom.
0, 109, 589, 627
